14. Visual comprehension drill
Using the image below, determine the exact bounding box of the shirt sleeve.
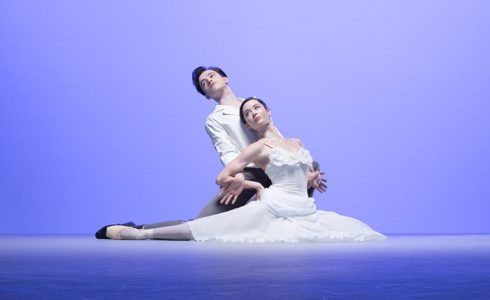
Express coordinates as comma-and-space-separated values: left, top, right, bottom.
205, 116, 241, 166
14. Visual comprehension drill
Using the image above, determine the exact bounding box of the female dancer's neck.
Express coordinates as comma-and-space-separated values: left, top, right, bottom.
260, 126, 281, 140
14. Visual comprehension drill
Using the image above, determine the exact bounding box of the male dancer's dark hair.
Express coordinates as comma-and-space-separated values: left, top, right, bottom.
192, 66, 228, 95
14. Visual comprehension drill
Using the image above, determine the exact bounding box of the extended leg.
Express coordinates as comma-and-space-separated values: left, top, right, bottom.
106, 223, 193, 241
142, 220, 185, 229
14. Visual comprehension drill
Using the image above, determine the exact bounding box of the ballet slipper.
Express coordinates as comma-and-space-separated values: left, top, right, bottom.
106, 225, 146, 240
95, 222, 137, 239
105, 225, 127, 240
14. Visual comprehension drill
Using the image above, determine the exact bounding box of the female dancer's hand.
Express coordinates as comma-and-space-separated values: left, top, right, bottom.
249, 181, 265, 201
218, 173, 245, 205
308, 170, 327, 193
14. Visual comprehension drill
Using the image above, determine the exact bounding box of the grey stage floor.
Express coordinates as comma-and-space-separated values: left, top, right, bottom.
1, 235, 489, 299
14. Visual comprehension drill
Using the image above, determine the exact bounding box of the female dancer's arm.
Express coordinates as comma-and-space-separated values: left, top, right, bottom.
216, 141, 265, 204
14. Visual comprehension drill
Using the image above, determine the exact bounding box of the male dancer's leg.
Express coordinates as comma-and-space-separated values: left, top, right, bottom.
196, 188, 256, 218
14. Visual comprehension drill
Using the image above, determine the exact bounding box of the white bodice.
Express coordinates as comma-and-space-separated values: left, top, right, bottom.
265, 147, 313, 195
262, 147, 316, 217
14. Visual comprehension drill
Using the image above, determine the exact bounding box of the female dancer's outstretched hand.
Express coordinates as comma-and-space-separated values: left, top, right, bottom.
218, 173, 245, 205
218, 173, 265, 204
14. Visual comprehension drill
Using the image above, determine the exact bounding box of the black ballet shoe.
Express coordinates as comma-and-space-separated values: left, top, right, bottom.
95, 222, 137, 239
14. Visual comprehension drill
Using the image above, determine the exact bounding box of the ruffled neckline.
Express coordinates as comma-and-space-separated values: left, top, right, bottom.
266, 146, 313, 170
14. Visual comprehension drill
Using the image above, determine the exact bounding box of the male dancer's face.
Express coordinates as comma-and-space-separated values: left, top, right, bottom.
198, 70, 229, 98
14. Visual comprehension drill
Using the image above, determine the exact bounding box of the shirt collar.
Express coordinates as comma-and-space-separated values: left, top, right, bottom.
213, 104, 240, 115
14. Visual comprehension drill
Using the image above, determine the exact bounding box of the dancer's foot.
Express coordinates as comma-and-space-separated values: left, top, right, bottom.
106, 225, 148, 240
95, 222, 139, 239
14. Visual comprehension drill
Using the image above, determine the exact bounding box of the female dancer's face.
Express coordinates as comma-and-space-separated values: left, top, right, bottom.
241, 99, 271, 131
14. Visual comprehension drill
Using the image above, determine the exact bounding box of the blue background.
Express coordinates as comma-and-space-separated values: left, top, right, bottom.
1, 1, 489, 235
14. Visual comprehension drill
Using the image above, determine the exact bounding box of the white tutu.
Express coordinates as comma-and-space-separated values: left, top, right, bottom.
188, 147, 385, 243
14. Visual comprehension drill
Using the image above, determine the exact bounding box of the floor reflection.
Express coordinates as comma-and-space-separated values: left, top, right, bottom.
1, 235, 489, 299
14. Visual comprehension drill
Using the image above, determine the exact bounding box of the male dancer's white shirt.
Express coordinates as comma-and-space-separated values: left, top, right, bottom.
205, 104, 260, 166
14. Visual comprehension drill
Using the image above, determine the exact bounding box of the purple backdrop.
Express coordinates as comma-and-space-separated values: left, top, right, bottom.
1, 1, 489, 234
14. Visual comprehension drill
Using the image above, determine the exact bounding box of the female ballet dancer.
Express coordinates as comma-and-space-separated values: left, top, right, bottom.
105, 97, 385, 242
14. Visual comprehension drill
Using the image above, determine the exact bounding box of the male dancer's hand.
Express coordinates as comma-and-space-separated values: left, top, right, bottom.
218, 173, 245, 205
